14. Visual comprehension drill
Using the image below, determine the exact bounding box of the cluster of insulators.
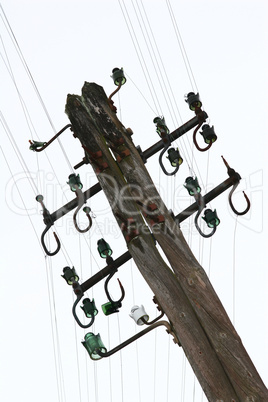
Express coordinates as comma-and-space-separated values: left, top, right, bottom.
30, 66, 251, 359
154, 92, 217, 176
81, 305, 153, 360
184, 176, 220, 238
62, 237, 168, 360
154, 116, 183, 176
62, 238, 124, 320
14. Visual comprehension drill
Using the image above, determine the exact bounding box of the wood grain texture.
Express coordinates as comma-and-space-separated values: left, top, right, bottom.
65, 82, 267, 401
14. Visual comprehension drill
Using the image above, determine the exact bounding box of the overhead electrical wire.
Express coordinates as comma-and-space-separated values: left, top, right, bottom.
116, 314, 125, 402
118, 0, 162, 115
131, 0, 176, 122
129, 0, 192, 172
117, 3, 210, 401
125, 72, 157, 115
0, 4, 74, 173
0, 11, 85, 401
0, 25, 72, 198
121, 0, 208, 196
1, 109, 75, 265
0, 111, 39, 194
1, 144, 68, 401
0, 4, 107, 270
166, 0, 198, 93
129, 0, 193, 179
72, 293, 83, 402
1, 1, 232, 401
134, 3, 216, 400
0, 36, 38, 139
232, 216, 238, 325
46, 257, 67, 402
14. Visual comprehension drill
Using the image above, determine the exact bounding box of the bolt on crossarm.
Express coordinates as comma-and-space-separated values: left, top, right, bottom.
65, 82, 243, 401
42, 114, 206, 226
74, 82, 266, 401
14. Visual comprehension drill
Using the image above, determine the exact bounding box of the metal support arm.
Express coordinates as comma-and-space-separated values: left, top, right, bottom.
97, 320, 180, 358
176, 176, 239, 224
48, 114, 207, 225
81, 251, 132, 293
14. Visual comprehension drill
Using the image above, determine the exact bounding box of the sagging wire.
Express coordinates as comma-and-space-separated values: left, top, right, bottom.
0, 36, 44, 194
0, 146, 68, 402
232, 216, 238, 325
129, 0, 207, 188
0, 5, 74, 173
120, 0, 204, 199
133, 0, 192, 174
181, 354, 187, 402
128, 259, 142, 402
153, 325, 157, 402
46, 256, 67, 402
146, 0, 205, 182
0, 19, 73, 204
117, 313, 125, 402
1, 110, 74, 263
0, 111, 39, 194
125, 72, 157, 115
127, 0, 192, 173
107, 314, 113, 402
116, 6, 209, 392
0, 35, 39, 141
72, 292, 83, 402
1, 48, 98, 259
1, 7, 119, 400
118, 0, 162, 115
82, 234, 96, 402
166, 0, 198, 93
1, 145, 42, 251
131, 0, 176, 120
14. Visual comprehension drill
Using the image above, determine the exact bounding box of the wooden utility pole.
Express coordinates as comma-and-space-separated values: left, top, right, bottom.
65, 82, 268, 401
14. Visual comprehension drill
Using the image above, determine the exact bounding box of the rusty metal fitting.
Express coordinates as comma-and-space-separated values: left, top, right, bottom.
82, 145, 109, 173
142, 203, 165, 226
121, 217, 139, 243
116, 148, 131, 163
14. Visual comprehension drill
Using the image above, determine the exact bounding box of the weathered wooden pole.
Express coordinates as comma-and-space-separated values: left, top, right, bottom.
65, 82, 267, 401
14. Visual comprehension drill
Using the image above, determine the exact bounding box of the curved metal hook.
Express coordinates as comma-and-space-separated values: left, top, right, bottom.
73, 187, 93, 233
41, 224, 61, 256
159, 145, 180, 176
194, 208, 217, 238
228, 183, 251, 216
221, 156, 251, 216
108, 80, 122, 102
73, 206, 92, 233
29, 124, 72, 152
72, 294, 96, 329
105, 270, 125, 304
108, 81, 122, 113
193, 123, 212, 152
141, 310, 164, 325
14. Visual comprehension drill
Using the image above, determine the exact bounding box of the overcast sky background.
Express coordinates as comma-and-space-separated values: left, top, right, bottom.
1, 1, 268, 401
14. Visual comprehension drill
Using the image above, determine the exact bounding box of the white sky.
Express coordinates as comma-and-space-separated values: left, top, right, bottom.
1, 1, 268, 401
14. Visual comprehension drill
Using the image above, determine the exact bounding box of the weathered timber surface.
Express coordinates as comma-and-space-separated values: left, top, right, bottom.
65, 83, 241, 402
72, 82, 268, 402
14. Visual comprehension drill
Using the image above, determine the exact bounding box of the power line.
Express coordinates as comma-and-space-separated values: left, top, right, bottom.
166, 0, 198, 93
118, 0, 162, 115
0, 4, 74, 172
